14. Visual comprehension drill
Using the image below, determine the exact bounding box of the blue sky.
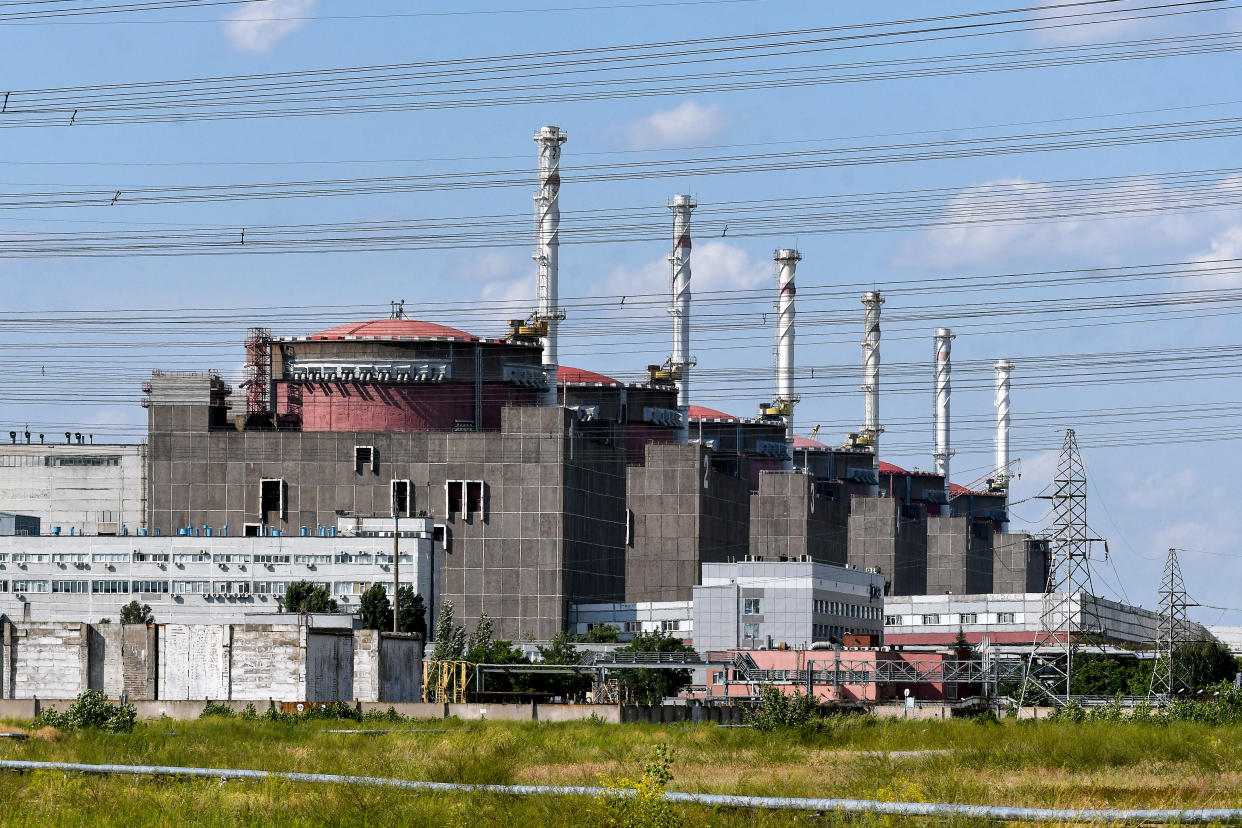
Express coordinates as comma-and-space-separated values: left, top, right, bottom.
1, 0, 1240, 620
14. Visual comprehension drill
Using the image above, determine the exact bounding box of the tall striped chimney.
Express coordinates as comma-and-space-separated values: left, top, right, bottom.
669, 194, 696, 443
861, 291, 884, 470
933, 328, 955, 502
533, 126, 567, 406
773, 249, 801, 470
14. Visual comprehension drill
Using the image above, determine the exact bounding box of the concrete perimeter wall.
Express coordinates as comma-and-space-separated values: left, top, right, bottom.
1, 620, 422, 702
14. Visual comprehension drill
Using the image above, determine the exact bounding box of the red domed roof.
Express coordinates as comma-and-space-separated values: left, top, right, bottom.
878, 461, 908, 475
793, 435, 829, 450
558, 365, 620, 385
688, 405, 737, 421
309, 318, 476, 342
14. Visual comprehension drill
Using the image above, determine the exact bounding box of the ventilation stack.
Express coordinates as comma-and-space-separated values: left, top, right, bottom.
932, 328, 955, 502
533, 126, 568, 406
994, 359, 1015, 488
668, 194, 697, 443
860, 291, 884, 469
773, 249, 801, 471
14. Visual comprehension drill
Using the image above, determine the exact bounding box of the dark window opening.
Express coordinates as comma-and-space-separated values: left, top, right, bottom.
391, 479, 410, 514
446, 481, 463, 515
244, 523, 261, 537
355, 445, 375, 474
260, 479, 285, 521
466, 481, 483, 515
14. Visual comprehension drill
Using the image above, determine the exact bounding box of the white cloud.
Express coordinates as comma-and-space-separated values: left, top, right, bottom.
1183, 224, 1242, 291
892, 175, 1236, 270
624, 100, 729, 151
594, 240, 770, 296
479, 273, 535, 328
1026, 1, 1242, 45
223, 0, 316, 54
458, 249, 527, 283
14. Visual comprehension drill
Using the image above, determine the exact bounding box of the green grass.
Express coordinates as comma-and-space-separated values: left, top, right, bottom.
1, 716, 1241, 825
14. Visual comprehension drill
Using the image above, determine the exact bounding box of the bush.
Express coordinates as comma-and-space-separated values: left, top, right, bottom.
119, 600, 154, 625
593, 744, 682, 828
35, 690, 136, 733
748, 684, 821, 732
199, 701, 236, 719
283, 581, 337, 613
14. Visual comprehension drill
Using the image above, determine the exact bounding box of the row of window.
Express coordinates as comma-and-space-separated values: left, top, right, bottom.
260, 474, 484, 520
0, 580, 408, 597
812, 599, 881, 621
0, 455, 122, 467
0, 552, 415, 566
884, 612, 1018, 626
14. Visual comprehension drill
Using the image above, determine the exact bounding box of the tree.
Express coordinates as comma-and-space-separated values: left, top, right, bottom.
283, 580, 337, 613
534, 630, 590, 698
1179, 640, 1239, 692
358, 584, 427, 635
616, 630, 697, 704
358, 583, 390, 630
119, 601, 153, 625
465, 613, 529, 693
577, 625, 621, 643
428, 599, 465, 663
395, 586, 427, 636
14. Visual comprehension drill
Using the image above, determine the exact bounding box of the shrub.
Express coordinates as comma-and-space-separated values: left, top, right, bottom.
199, 701, 236, 719
593, 744, 682, 828
35, 690, 136, 733
748, 684, 821, 732
119, 600, 154, 625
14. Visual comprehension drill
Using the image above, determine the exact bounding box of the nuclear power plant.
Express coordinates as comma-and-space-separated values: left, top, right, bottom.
0, 125, 1057, 651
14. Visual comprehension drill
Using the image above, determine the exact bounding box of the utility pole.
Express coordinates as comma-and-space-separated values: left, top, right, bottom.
1149, 548, 1196, 701
392, 488, 400, 635
1020, 429, 1105, 708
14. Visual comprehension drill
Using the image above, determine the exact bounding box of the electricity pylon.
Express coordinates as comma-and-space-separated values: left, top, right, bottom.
1020, 430, 1105, 707
1148, 547, 1196, 701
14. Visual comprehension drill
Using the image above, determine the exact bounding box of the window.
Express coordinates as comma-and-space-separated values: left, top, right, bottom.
743, 622, 760, 640
133, 552, 169, 563
244, 523, 262, 537
391, 479, 411, 514
433, 524, 448, 553
260, 478, 285, 521
959, 612, 978, 625
92, 552, 129, 563
172, 551, 210, 563
447, 480, 484, 518
13, 580, 49, 593
91, 580, 130, 594
0, 581, 7, 592
660, 619, 680, 632
253, 554, 290, 565
52, 580, 88, 594
51, 553, 86, 563
172, 580, 209, 594
624, 621, 640, 633
375, 553, 413, 565
12, 553, 48, 563
355, 445, 375, 474
212, 554, 251, 564
743, 598, 761, 615
132, 580, 169, 594
213, 581, 251, 596
46, 455, 121, 467
253, 581, 288, 595
996, 611, 1016, 624
293, 554, 331, 565
921, 614, 941, 625
333, 581, 370, 596
710, 670, 723, 685
885, 615, 903, 626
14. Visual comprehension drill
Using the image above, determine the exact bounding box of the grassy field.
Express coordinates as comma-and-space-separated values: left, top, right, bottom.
1, 714, 1241, 826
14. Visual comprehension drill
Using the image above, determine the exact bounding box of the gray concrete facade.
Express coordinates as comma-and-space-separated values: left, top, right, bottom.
846, 497, 928, 596
0, 443, 145, 536
749, 471, 848, 566
624, 443, 750, 602
925, 516, 993, 596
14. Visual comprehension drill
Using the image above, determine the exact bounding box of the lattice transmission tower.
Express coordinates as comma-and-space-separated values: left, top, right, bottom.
1148, 547, 1197, 701
1020, 429, 1105, 707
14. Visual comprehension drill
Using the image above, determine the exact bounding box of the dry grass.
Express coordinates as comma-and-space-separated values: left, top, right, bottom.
0, 715, 1239, 825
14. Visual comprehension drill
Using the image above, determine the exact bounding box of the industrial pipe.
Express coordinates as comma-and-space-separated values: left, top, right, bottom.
1, 760, 1237, 824
861, 291, 884, 469
773, 249, 801, 470
533, 125, 567, 406
669, 194, 697, 444
932, 328, 954, 501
